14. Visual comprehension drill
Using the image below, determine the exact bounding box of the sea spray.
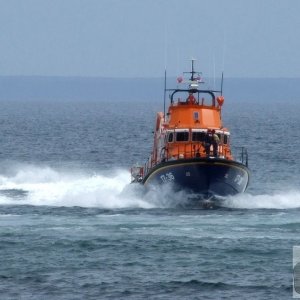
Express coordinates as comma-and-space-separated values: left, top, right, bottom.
223, 191, 300, 209
1, 163, 300, 210
0, 164, 154, 208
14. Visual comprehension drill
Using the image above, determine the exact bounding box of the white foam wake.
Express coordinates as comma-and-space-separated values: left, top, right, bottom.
0, 163, 299, 210
0, 164, 154, 208
223, 191, 300, 209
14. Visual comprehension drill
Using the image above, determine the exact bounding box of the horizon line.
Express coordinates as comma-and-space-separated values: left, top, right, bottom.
0, 75, 300, 80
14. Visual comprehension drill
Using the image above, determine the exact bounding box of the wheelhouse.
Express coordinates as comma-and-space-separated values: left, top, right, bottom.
166, 129, 230, 144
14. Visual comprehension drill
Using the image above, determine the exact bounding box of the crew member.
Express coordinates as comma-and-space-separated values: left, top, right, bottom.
212, 129, 220, 157
186, 92, 196, 104
204, 129, 213, 157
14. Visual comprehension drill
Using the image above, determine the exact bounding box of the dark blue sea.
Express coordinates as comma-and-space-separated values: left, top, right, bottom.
0, 77, 299, 299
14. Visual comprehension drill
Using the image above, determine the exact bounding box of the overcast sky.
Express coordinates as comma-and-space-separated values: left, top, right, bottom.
0, 0, 299, 78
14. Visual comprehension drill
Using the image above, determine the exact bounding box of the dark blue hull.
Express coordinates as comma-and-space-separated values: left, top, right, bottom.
142, 158, 250, 200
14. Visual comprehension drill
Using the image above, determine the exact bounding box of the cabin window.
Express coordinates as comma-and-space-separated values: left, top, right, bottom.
192, 132, 206, 142
193, 112, 199, 121
167, 132, 174, 142
176, 131, 189, 142
224, 135, 228, 144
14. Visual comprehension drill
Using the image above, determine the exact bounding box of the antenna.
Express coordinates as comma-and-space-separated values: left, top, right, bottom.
213, 54, 216, 90
221, 31, 226, 95
163, 69, 167, 117
183, 58, 199, 81
221, 72, 224, 96
190, 58, 196, 81
191, 58, 195, 80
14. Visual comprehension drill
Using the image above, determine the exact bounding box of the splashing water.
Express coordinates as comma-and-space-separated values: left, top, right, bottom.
0, 164, 151, 208
223, 192, 300, 209
0, 163, 200, 209
0, 163, 300, 210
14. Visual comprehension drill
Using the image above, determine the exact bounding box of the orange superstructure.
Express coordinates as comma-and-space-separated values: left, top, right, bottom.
146, 89, 233, 174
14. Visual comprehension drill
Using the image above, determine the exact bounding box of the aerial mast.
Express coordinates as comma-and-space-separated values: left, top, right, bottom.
163, 69, 167, 117
183, 58, 199, 83
190, 58, 196, 81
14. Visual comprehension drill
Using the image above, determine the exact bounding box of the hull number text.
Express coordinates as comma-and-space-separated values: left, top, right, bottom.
234, 174, 243, 186
160, 172, 175, 183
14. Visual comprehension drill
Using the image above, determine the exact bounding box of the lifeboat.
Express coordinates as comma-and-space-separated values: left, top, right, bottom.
131, 60, 250, 205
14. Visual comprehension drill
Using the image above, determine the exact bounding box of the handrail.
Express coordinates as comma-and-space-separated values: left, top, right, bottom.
169, 89, 216, 106
239, 147, 248, 167
232, 146, 248, 167
151, 141, 228, 165
142, 143, 248, 179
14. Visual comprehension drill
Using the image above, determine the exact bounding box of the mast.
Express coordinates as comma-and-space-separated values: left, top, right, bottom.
183, 58, 198, 82
190, 58, 196, 81
163, 69, 167, 117
221, 72, 224, 96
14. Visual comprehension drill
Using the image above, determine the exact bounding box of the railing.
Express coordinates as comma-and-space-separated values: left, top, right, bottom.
142, 141, 232, 176
164, 142, 231, 161
141, 144, 249, 179
130, 165, 144, 183
237, 147, 248, 167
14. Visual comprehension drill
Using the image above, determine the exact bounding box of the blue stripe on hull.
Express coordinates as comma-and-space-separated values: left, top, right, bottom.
143, 159, 249, 197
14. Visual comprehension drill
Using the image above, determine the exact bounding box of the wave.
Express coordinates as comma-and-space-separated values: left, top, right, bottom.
0, 163, 300, 210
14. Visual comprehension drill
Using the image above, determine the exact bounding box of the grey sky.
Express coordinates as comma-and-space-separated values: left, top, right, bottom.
0, 0, 299, 78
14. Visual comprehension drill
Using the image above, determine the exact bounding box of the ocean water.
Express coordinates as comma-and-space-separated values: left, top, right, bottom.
0, 78, 300, 299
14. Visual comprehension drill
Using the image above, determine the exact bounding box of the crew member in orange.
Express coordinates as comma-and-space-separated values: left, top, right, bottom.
186, 92, 196, 104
